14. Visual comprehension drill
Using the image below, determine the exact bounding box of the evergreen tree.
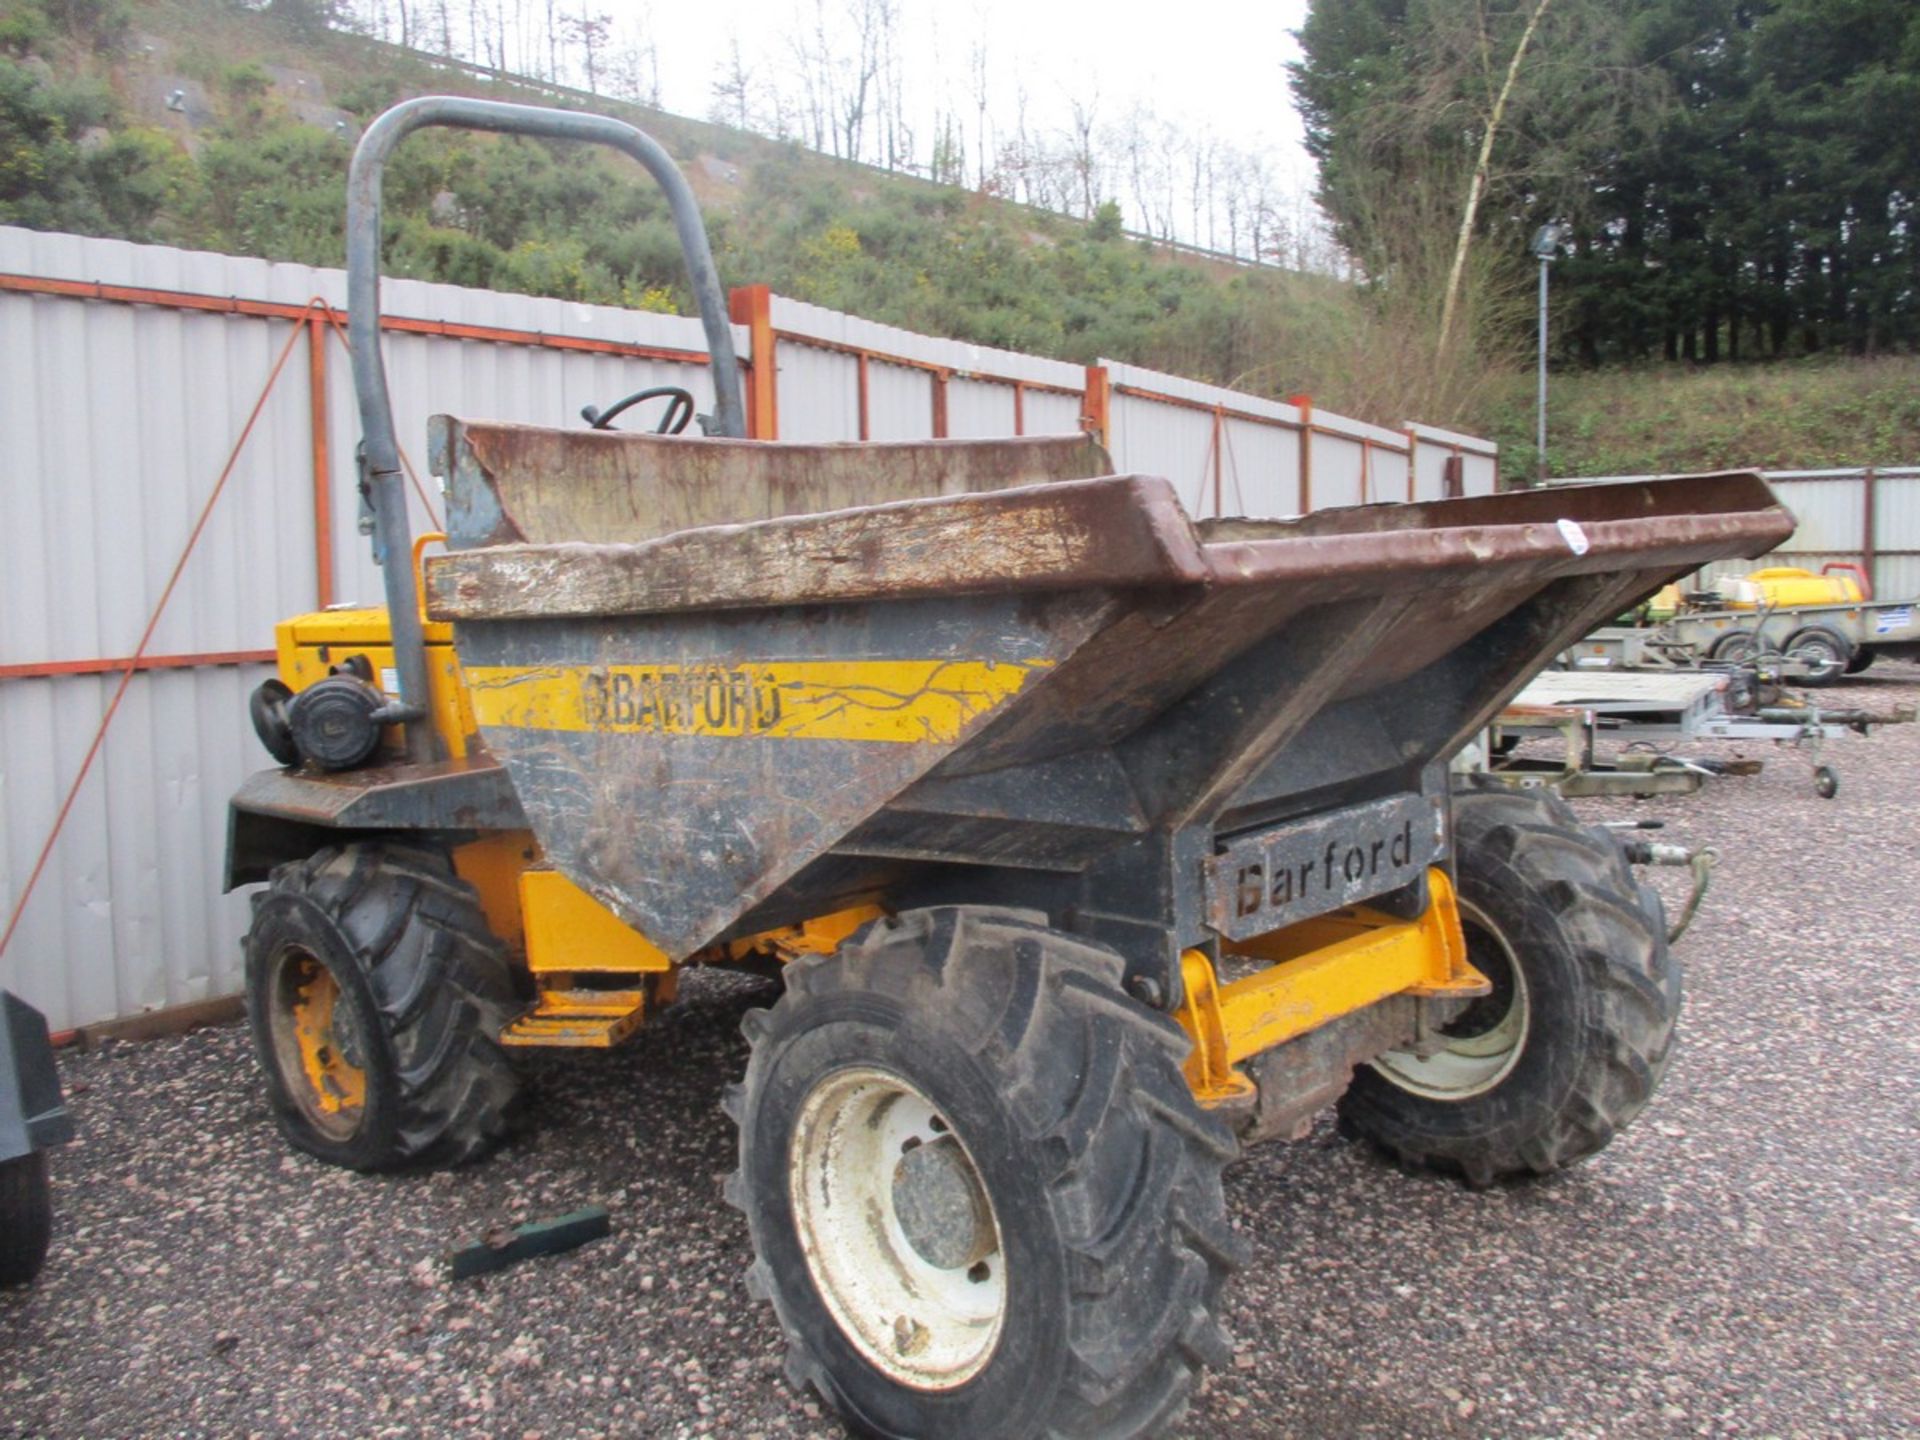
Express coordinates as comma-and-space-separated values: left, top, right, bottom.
1291, 0, 1920, 362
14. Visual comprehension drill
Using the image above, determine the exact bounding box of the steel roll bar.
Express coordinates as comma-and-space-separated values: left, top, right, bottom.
345, 96, 748, 762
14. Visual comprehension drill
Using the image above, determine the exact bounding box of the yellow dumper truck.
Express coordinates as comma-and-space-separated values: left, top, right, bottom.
226, 98, 1793, 1437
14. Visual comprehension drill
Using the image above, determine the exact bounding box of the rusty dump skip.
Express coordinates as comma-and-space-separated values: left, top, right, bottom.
428, 417, 1114, 549
424, 419, 1793, 963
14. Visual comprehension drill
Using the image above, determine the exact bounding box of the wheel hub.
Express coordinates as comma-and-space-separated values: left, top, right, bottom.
1372, 897, 1531, 1100
268, 947, 368, 1140
789, 1067, 1006, 1389
892, 1137, 994, 1271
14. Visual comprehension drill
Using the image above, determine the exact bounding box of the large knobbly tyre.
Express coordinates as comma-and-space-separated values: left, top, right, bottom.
244, 843, 521, 1171
0, 1151, 53, 1286
1339, 786, 1680, 1185
727, 907, 1243, 1439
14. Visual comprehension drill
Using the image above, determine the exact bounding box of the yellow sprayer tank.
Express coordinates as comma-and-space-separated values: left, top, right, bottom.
1721, 566, 1866, 608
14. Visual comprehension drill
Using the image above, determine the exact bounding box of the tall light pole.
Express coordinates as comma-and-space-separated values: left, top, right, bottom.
1529, 222, 1567, 485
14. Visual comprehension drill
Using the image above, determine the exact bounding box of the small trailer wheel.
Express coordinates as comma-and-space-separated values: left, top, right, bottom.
1814, 765, 1839, 799
1783, 624, 1853, 688
728, 907, 1241, 1439
1339, 786, 1680, 1184
244, 843, 521, 1170
0, 1151, 53, 1287
1709, 628, 1763, 664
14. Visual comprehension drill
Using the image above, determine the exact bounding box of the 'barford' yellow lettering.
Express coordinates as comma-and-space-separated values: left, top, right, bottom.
463, 658, 1051, 744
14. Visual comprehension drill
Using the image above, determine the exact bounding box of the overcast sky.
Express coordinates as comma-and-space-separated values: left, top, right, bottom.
588, 0, 1316, 193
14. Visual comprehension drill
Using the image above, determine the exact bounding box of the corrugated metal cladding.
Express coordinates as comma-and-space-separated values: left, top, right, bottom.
774, 345, 860, 443
1112, 394, 1220, 515
1590, 468, 1920, 602
865, 361, 930, 442
2, 226, 1504, 1029
1409, 424, 1499, 502
1876, 474, 1920, 599
1102, 363, 1495, 520
767, 293, 1085, 446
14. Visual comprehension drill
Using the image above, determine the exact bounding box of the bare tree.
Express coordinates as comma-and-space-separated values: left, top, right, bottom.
711, 32, 755, 130
561, 7, 612, 92
878, 3, 908, 170
1064, 95, 1101, 219
968, 28, 991, 190
785, 0, 834, 153
835, 0, 890, 164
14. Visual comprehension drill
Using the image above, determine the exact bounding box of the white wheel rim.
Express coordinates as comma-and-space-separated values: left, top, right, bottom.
1372, 897, 1531, 1100
788, 1067, 1006, 1390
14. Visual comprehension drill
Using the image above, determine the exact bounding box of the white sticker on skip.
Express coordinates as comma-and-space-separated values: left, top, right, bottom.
381, 667, 400, 698
1556, 518, 1591, 556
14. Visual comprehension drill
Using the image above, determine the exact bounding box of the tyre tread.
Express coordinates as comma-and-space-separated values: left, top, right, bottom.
250, 842, 519, 1170
731, 905, 1240, 1439
1341, 786, 1680, 1183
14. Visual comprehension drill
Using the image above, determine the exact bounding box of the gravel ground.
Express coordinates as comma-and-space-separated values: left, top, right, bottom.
5, 664, 1919, 1439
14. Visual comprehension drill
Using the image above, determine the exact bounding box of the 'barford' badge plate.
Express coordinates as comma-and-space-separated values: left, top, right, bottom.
1206, 792, 1444, 941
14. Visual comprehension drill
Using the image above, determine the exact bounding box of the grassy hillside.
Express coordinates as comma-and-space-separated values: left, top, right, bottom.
1480, 357, 1920, 478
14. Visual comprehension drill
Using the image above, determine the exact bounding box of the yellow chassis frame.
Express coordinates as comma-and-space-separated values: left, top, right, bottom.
1174, 867, 1487, 1106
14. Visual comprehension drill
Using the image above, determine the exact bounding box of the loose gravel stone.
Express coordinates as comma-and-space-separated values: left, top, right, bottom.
4, 664, 1918, 1438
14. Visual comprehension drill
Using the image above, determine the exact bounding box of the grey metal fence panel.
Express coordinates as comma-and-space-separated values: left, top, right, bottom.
774, 344, 861, 443
1408, 423, 1499, 501
1309, 431, 1366, 509
1219, 417, 1297, 516
1371, 447, 1412, 504
1023, 389, 1085, 438
1767, 477, 1867, 562
1101, 361, 1460, 520
767, 294, 1084, 448
1877, 474, 1920, 600
866, 360, 933, 441
947, 377, 1016, 439
1462, 452, 1498, 497
1109, 390, 1218, 515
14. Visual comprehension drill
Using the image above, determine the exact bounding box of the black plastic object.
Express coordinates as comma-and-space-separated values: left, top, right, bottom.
287, 675, 388, 771
249, 679, 300, 766
1, 991, 70, 1288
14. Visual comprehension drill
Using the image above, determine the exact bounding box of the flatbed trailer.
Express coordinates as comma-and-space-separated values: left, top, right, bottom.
1564, 600, 1920, 684
1491, 669, 1912, 798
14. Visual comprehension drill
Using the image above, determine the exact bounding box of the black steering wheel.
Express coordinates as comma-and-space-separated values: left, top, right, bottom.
581, 386, 697, 434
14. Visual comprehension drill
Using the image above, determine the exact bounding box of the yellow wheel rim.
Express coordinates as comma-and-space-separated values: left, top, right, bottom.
268, 947, 368, 1140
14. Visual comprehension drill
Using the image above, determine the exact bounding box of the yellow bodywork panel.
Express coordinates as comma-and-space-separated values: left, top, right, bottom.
275, 608, 479, 759
462, 659, 1053, 745
451, 832, 537, 956
521, 869, 673, 974
1177, 867, 1487, 1106
726, 905, 887, 965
